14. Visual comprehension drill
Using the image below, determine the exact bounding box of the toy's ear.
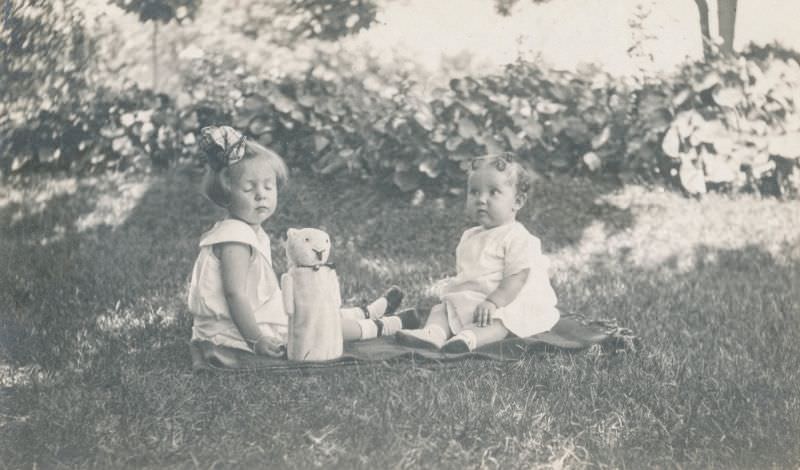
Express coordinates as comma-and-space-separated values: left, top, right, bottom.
286, 228, 297, 239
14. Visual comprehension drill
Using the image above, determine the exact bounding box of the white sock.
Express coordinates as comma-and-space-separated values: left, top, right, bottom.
453, 330, 478, 350
425, 324, 448, 343
340, 307, 366, 321
357, 319, 379, 339
378, 316, 402, 335
365, 297, 387, 319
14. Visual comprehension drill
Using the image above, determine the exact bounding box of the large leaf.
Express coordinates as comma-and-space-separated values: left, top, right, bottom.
662, 126, 681, 158
535, 100, 567, 114
768, 133, 800, 159
690, 119, 727, 147
671, 88, 692, 108
314, 135, 330, 153
269, 91, 296, 114
419, 156, 441, 178
502, 127, 525, 150
692, 71, 720, 92
561, 116, 590, 141
713, 87, 745, 108
512, 115, 543, 140
483, 136, 504, 155
414, 105, 436, 131
457, 117, 480, 140
679, 153, 706, 195
248, 116, 272, 136
582, 151, 601, 172
296, 94, 316, 108
237, 94, 270, 117
674, 110, 701, 138
591, 126, 611, 149
701, 148, 737, 183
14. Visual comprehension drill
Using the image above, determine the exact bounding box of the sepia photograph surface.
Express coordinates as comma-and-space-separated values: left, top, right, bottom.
2, 0, 799, 468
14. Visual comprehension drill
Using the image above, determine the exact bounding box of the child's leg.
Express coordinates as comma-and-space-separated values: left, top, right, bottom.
341, 308, 421, 341
395, 303, 452, 350
339, 286, 404, 321
341, 318, 363, 341
441, 320, 510, 353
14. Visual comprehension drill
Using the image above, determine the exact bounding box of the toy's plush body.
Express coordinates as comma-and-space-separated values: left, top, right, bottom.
281, 228, 343, 361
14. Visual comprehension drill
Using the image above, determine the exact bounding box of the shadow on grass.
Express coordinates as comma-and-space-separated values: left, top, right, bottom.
0, 166, 633, 374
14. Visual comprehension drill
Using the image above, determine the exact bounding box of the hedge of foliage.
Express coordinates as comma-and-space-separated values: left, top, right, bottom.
2, 45, 799, 198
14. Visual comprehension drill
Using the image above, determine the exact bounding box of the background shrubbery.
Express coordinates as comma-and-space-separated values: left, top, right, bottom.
2, 3, 799, 199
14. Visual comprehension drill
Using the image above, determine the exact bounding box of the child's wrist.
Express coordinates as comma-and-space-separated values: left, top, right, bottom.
485, 297, 499, 308
245, 334, 267, 350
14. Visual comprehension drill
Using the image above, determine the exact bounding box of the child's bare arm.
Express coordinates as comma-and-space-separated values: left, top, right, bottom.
474, 269, 529, 327
487, 269, 529, 307
219, 242, 281, 356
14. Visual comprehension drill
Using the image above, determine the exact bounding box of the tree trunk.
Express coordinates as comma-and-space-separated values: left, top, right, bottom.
694, 0, 712, 59
717, 0, 737, 55
152, 21, 159, 91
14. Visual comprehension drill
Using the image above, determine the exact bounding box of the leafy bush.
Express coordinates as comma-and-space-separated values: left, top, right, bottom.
1, 83, 196, 174
643, 47, 800, 197
0, 0, 97, 171
177, 48, 799, 198
3, 40, 799, 199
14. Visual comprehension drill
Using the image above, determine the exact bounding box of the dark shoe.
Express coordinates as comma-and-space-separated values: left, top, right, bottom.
394, 308, 422, 329
441, 337, 470, 353
383, 285, 404, 315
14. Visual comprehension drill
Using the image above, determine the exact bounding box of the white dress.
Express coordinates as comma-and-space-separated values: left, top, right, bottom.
187, 219, 288, 351
441, 221, 559, 337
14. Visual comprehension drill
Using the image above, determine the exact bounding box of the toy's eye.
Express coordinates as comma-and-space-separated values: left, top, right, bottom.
304, 237, 310, 242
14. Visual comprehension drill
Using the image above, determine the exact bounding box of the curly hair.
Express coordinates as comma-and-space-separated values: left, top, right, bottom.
467, 153, 533, 203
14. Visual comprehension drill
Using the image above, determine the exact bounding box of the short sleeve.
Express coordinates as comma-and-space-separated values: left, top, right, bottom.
198, 219, 270, 261
502, 225, 546, 277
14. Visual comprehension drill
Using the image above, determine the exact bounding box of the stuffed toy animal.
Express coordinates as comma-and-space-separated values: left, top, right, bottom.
281, 228, 343, 361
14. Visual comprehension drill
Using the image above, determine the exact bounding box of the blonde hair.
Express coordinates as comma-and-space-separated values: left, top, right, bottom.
202, 140, 289, 208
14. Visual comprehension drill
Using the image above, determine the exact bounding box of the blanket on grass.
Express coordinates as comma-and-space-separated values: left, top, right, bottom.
190, 314, 637, 372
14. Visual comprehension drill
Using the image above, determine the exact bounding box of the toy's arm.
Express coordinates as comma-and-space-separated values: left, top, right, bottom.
281, 272, 294, 316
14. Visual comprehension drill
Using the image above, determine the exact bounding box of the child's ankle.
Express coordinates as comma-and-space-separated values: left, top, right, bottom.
362, 286, 404, 319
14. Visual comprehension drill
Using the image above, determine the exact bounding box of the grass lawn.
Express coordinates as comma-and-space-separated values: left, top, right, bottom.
1, 165, 798, 469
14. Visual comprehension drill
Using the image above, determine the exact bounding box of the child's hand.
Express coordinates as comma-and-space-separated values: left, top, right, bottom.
254, 336, 286, 358
473, 300, 497, 327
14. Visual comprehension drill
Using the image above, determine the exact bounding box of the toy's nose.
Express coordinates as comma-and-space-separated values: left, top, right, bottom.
313, 249, 324, 261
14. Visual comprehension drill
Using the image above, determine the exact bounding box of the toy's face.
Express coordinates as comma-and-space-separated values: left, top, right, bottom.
286, 228, 331, 266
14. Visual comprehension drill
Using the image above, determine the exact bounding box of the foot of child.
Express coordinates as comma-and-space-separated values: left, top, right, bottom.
382, 285, 404, 315
394, 308, 422, 329
395, 325, 447, 350
361, 286, 404, 319
441, 330, 477, 353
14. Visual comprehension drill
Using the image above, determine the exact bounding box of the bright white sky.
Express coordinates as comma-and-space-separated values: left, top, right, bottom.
82, 0, 800, 90
355, 0, 800, 76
